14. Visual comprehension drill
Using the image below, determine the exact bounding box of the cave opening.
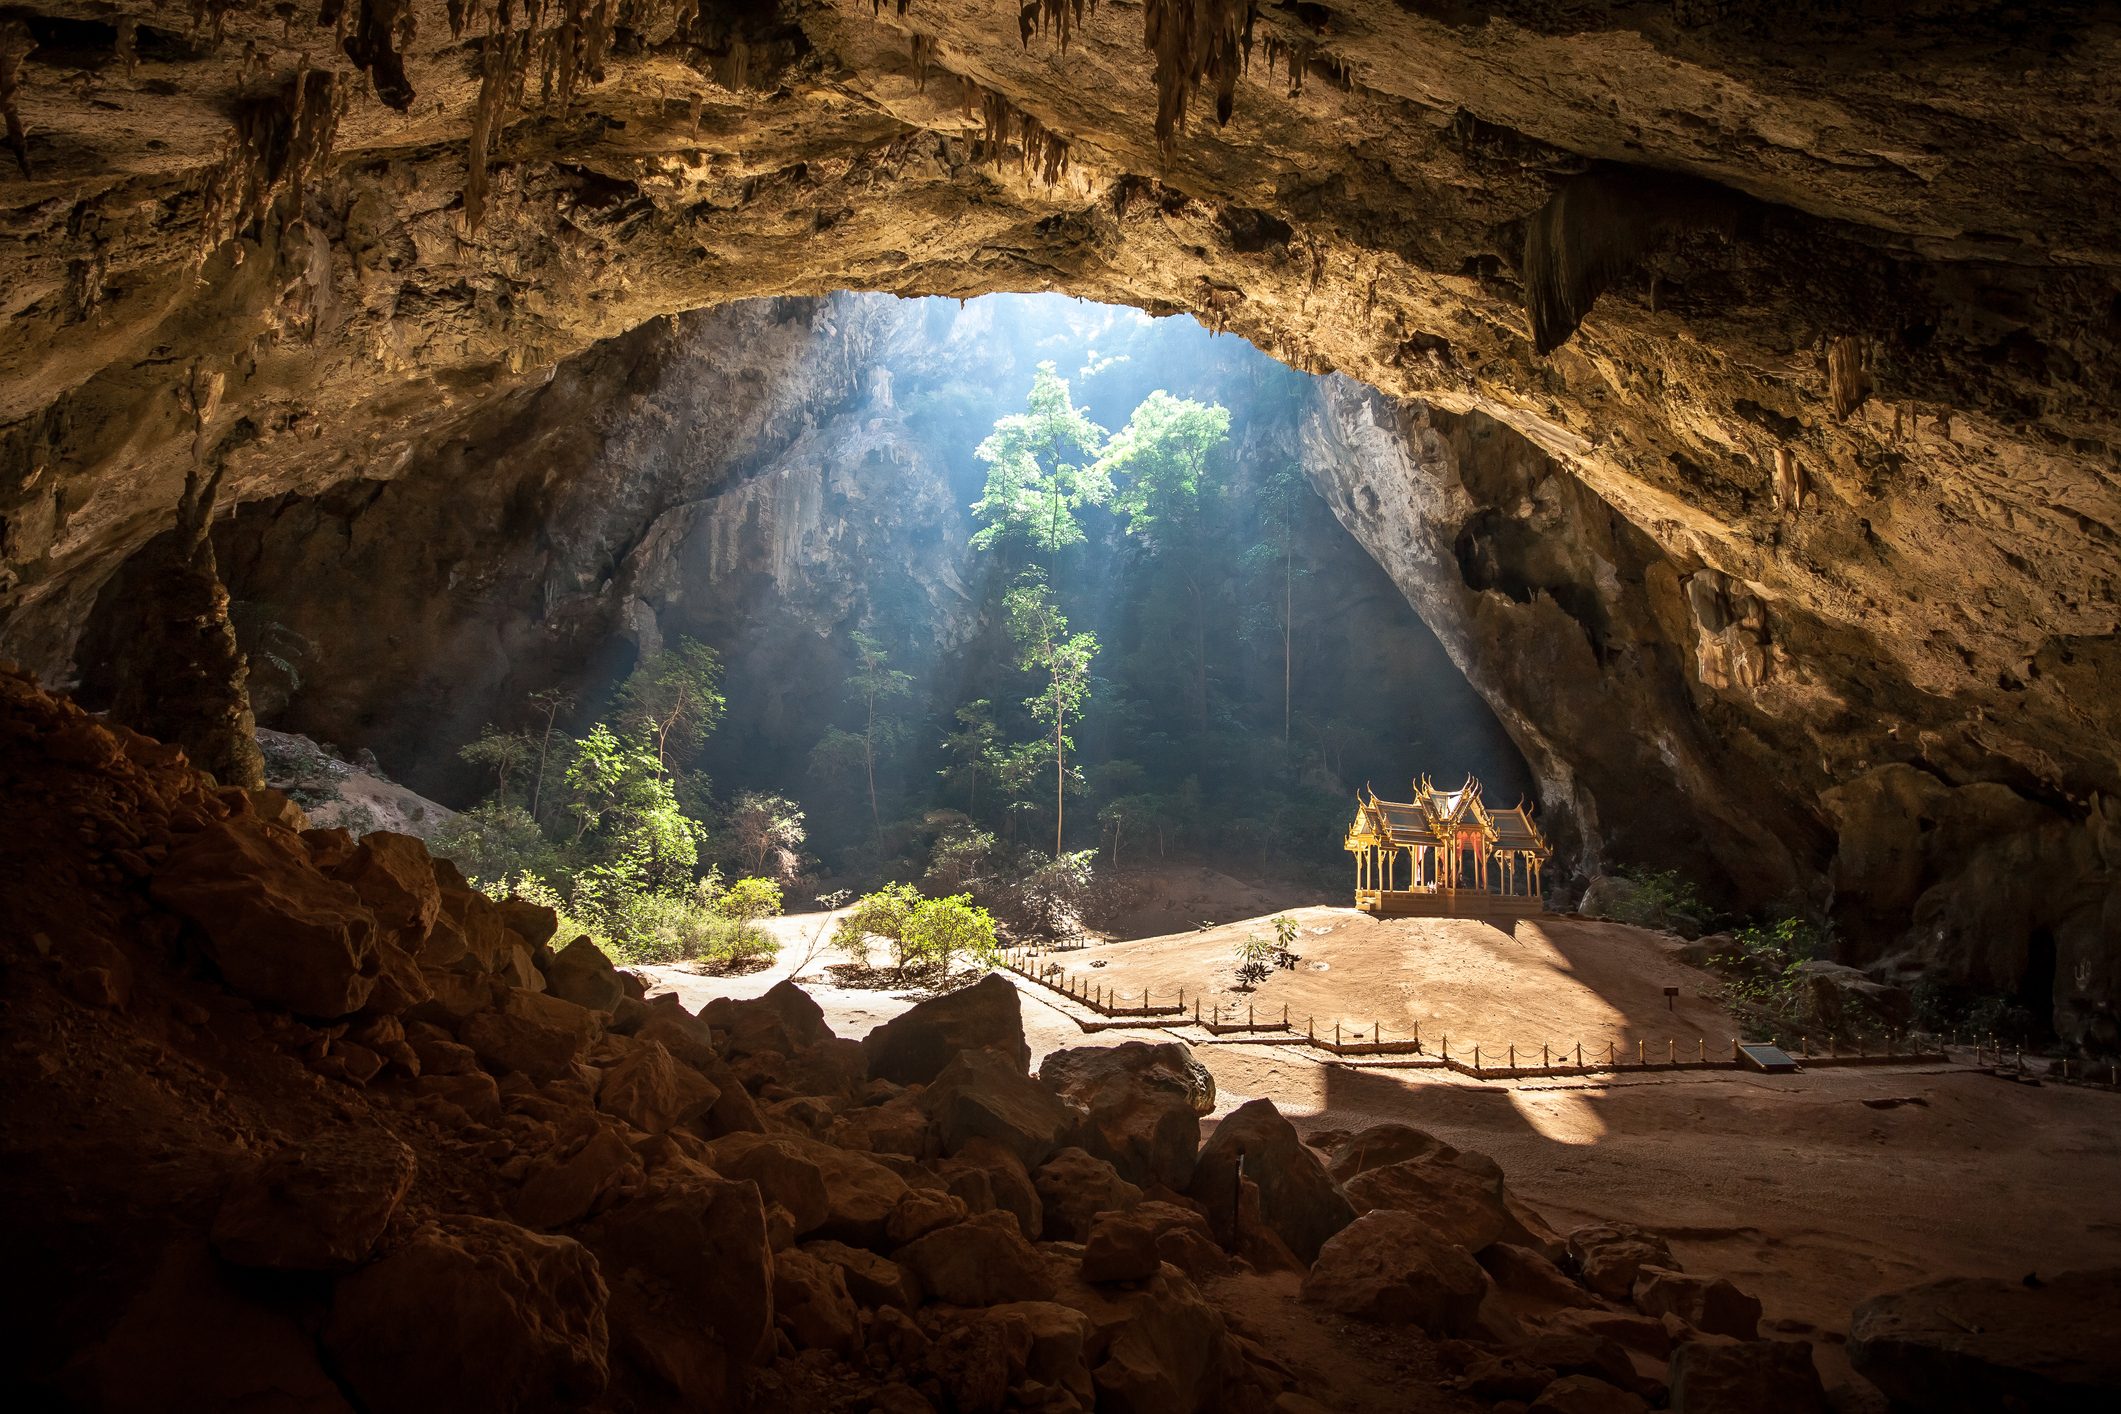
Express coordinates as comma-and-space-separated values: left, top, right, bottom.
78, 291, 1533, 943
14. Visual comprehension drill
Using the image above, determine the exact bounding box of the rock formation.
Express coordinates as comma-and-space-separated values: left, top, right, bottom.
3, 663, 1865, 1411
2, 4, 2117, 1033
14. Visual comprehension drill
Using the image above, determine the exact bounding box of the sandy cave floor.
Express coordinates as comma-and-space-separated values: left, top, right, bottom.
644, 903, 2121, 1399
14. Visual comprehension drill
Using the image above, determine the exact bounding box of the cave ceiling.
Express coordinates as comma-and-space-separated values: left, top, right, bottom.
2, 0, 2118, 846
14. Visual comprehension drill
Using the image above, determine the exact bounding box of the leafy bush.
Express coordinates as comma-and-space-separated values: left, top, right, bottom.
715, 875, 785, 946
902, 894, 1001, 974
431, 803, 558, 885
834, 882, 925, 971
1606, 867, 1707, 929
1234, 932, 1274, 989
924, 824, 997, 895
993, 848, 1098, 940
1710, 914, 1830, 1031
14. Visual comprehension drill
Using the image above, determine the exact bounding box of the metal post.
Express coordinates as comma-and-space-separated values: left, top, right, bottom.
1249, 1003, 1255, 1029
1636, 1039, 1644, 1065
1698, 1038, 1705, 1063
1508, 1045, 1516, 1069
1336, 1023, 1342, 1046
1473, 1045, 1480, 1070
1542, 1044, 1549, 1067
1575, 1042, 1582, 1068
1669, 1038, 1676, 1065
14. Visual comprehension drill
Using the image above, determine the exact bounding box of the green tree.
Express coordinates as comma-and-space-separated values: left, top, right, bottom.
459, 725, 535, 806
617, 638, 726, 771
1005, 571, 1098, 857
811, 632, 913, 842
1241, 467, 1309, 745
525, 686, 575, 824
1098, 391, 1231, 733
713, 875, 785, 947
902, 894, 1000, 974
970, 361, 1110, 558
938, 698, 1000, 815
562, 723, 700, 894
833, 882, 925, 972
724, 791, 806, 879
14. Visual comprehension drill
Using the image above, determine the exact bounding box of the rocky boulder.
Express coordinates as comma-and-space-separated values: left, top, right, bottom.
1794, 959, 1917, 1034
703, 1132, 908, 1245
1531, 1375, 1650, 1414
863, 972, 1029, 1085
922, 1047, 1081, 1171
939, 1136, 1045, 1238
545, 937, 626, 1013
1633, 1266, 1762, 1340
512, 1127, 641, 1230
1849, 1268, 2121, 1413
1037, 1040, 1209, 1189
596, 1038, 719, 1135
1667, 1339, 1828, 1414
324, 1216, 610, 1414
803, 1239, 922, 1311
1034, 1146, 1146, 1242
703, 980, 835, 1059
211, 1131, 415, 1271
1301, 1210, 1490, 1334
587, 1176, 774, 1406
331, 831, 441, 953
773, 1247, 862, 1353
1579, 875, 1702, 937
1047, 1260, 1244, 1414
1187, 1098, 1354, 1263
152, 815, 381, 1016
1568, 1223, 1677, 1301
895, 1210, 1056, 1306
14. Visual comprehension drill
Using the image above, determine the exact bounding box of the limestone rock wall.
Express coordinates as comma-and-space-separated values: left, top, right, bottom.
2, 2, 2117, 1031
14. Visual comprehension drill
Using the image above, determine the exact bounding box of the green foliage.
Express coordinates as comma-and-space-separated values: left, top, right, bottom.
1710, 914, 1829, 1028
970, 362, 1110, 555
902, 894, 1000, 973
617, 638, 726, 771
938, 699, 1000, 814
724, 791, 806, 879
925, 824, 997, 894
1607, 867, 1707, 929
1099, 391, 1231, 545
562, 723, 700, 892
431, 802, 559, 884
1005, 571, 1098, 855
1234, 932, 1275, 988
716, 875, 785, 937
1272, 914, 1299, 962
459, 726, 536, 807
834, 882, 925, 971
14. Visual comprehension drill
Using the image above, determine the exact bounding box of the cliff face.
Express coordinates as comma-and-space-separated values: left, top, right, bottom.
2, 2, 2118, 1033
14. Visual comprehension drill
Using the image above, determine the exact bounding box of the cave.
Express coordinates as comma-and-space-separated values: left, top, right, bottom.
4, 3, 2120, 1412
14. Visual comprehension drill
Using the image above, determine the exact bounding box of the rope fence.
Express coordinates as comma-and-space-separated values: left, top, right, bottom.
998, 949, 1985, 1081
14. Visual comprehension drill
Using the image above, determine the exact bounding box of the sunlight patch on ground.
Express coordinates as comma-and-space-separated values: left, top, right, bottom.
1503, 1083, 1612, 1146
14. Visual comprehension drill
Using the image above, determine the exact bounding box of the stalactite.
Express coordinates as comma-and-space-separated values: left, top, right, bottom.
0, 20, 33, 178
114, 18, 138, 79
1827, 334, 1872, 419
1143, 0, 1252, 154
465, 32, 531, 232
910, 32, 934, 92
343, 0, 417, 111
970, 81, 1071, 188
200, 68, 344, 260
1020, 0, 1095, 51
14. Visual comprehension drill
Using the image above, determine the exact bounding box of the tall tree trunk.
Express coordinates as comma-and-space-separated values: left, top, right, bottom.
1054, 707, 1065, 857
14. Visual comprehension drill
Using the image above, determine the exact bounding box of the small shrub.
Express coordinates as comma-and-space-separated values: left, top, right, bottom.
1271, 914, 1300, 969
1710, 914, 1831, 1033
1234, 933, 1275, 989
714, 875, 785, 949
834, 882, 924, 971
1607, 866, 1706, 929
996, 848, 1098, 941
902, 894, 1000, 974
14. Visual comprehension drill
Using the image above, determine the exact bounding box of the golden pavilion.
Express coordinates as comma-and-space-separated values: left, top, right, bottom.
1344, 774, 1551, 916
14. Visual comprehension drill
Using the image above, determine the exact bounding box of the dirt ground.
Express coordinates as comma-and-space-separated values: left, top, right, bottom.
1040, 904, 1737, 1057
644, 904, 2121, 1400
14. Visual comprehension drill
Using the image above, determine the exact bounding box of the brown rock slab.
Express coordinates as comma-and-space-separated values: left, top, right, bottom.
773, 1247, 861, 1353
592, 1176, 776, 1363
545, 935, 625, 1012
324, 1215, 610, 1414
212, 1130, 415, 1271
803, 1238, 922, 1310
895, 1210, 1056, 1306
1568, 1222, 1676, 1301
1633, 1265, 1761, 1339
704, 979, 834, 1058
941, 1136, 1044, 1238
463, 1008, 582, 1083
1531, 1374, 1650, 1414
331, 830, 440, 952
1081, 1208, 1165, 1283
1038, 1040, 1212, 1191
1848, 1267, 2121, 1413
513, 1126, 639, 1229
152, 816, 381, 1017
596, 1038, 718, 1135
862, 972, 1029, 1085
1301, 1210, 1490, 1334
1667, 1339, 1828, 1414
703, 1131, 908, 1244
923, 1046, 1081, 1170
1034, 1145, 1146, 1242
1187, 1097, 1354, 1263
